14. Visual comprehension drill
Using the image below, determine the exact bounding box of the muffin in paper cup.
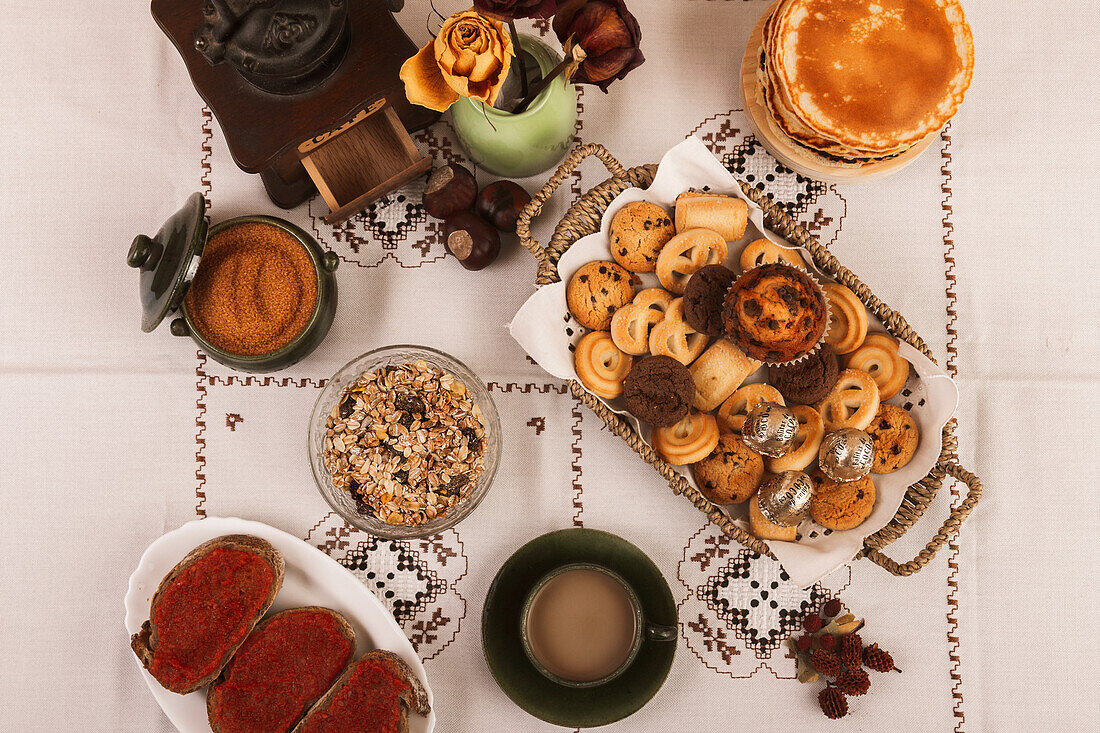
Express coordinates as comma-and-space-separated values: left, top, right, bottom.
722, 262, 830, 366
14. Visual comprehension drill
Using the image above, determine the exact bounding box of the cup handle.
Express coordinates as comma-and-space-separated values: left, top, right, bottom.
644, 622, 677, 642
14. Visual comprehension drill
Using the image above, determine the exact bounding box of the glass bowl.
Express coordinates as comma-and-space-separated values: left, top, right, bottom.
309, 345, 501, 539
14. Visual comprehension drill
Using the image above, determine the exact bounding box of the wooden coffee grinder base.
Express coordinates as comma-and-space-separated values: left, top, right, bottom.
152, 0, 438, 221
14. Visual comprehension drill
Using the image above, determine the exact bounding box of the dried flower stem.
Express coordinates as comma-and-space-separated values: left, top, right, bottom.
508, 20, 529, 103
512, 55, 571, 114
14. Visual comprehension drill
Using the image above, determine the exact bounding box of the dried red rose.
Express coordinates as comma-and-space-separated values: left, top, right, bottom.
474, 0, 557, 20
552, 0, 645, 91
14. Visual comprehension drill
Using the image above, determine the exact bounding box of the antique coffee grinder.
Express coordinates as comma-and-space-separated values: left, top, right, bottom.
152, 0, 435, 222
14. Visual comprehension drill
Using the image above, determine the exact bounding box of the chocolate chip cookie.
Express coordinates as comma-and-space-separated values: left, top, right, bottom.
566, 260, 637, 331
691, 433, 765, 504
609, 201, 675, 273
810, 474, 876, 531
622, 355, 694, 427
865, 404, 920, 473
683, 264, 737, 336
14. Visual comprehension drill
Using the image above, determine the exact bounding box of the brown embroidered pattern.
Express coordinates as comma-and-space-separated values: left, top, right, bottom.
225, 413, 243, 431
687, 111, 846, 248
407, 607, 452, 654
690, 530, 733, 573
527, 417, 546, 435
195, 351, 209, 517
202, 374, 327, 389
678, 522, 849, 677
570, 396, 583, 527
486, 382, 569, 395
306, 514, 468, 663
200, 105, 213, 205
569, 86, 586, 207
420, 532, 464, 574
304, 121, 468, 270
687, 613, 741, 665
940, 122, 967, 732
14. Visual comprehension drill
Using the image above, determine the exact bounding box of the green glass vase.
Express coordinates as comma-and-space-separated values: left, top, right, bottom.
451, 35, 577, 178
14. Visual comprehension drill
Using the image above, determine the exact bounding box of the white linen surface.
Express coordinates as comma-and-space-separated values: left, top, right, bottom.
0, 1, 1096, 731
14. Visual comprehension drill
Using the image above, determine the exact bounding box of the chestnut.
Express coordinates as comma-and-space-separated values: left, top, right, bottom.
423, 164, 477, 219
475, 180, 532, 233
443, 211, 501, 271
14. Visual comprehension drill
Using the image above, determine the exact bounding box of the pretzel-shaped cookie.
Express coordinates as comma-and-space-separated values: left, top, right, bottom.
716, 383, 785, 434
574, 331, 633, 400
651, 411, 720, 466
845, 333, 910, 400
822, 282, 868, 354
766, 404, 824, 472
610, 288, 675, 355
816, 368, 881, 431
649, 298, 708, 366
656, 229, 729, 294
739, 238, 807, 273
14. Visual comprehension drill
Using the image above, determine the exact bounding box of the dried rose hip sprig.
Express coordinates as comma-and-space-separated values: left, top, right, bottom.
786, 597, 900, 719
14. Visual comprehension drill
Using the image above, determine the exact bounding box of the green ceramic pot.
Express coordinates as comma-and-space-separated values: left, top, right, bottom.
450, 35, 577, 178
128, 194, 339, 374
174, 216, 339, 373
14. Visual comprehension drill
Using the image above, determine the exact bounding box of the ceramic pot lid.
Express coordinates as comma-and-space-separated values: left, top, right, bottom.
127, 192, 208, 333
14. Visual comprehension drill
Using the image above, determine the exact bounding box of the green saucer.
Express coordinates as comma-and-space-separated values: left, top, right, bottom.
482, 528, 677, 728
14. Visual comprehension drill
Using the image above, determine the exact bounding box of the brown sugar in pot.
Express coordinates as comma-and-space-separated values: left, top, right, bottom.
183, 222, 319, 357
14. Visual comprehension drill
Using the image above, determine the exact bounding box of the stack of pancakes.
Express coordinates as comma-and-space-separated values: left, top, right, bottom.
756, 0, 974, 167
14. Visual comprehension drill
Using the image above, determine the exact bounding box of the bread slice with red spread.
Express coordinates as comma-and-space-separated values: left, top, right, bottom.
206, 607, 357, 733
291, 650, 431, 733
130, 534, 285, 695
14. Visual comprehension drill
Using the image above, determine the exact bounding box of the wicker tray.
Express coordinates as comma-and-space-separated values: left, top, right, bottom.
515, 143, 982, 577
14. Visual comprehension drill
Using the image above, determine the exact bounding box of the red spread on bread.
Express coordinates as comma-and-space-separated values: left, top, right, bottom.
296, 657, 412, 733
148, 547, 275, 690
207, 609, 355, 733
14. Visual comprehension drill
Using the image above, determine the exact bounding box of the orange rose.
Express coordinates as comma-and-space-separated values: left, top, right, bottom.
400, 11, 515, 113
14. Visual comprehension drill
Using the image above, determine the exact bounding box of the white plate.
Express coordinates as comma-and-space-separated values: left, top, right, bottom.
124, 517, 436, 733
510, 137, 959, 588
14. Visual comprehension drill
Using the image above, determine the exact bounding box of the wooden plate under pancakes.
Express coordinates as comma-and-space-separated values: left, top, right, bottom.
740, 0, 937, 183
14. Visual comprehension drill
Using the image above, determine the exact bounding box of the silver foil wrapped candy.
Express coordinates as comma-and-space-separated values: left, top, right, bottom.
741, 401, 798, 458
818, 428, 875, 482
757, 470, 815, 527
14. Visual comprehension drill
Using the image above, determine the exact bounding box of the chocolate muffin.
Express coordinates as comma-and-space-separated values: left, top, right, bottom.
723, 262, 827, 364
683, 264, 737, 336
622, 356, 694, 427
768, 344, 840, 404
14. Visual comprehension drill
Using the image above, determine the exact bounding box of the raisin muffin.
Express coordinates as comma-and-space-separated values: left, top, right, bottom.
723, 262, 827, 364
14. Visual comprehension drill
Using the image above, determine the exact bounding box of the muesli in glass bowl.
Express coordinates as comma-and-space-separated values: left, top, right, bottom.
309, 345, 501, 539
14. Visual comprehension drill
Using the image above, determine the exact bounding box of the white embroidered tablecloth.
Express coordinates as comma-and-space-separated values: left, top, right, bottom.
1, 1, 1097, 731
